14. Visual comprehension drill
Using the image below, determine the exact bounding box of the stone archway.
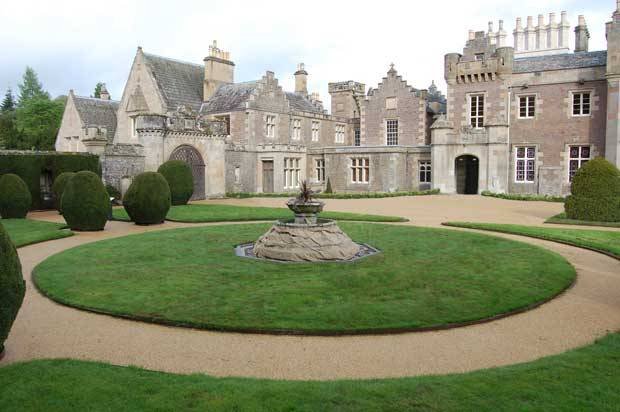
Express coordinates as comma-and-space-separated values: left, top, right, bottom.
455, 155, 479, 194
169, 145, 205, 200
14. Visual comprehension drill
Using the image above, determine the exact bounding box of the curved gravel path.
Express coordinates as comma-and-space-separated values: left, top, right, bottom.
2, 195, 620, 380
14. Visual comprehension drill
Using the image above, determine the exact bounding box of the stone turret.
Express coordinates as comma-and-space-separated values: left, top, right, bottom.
575, 15, 590, 52
203, 40, 234, 101
294, 63, 308, 97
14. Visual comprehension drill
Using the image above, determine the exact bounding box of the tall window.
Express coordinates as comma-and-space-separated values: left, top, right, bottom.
519, 96, 536, 119
335, 124, 345, 143
315, 159, 325, 182
515, 147, 536, 182
351, 158, 370, 183
131, 117, 137, 138
419, 161, 431, 183
386, 120, 399, 146
569, 145, 591, 181
572, 92, 591, 116
292, 118, 301, 140
266, 115, 276, 138
470, 94, 484, 128
284, 158, 301, 189
311, 121, 320, 142
354, 129, 361, 146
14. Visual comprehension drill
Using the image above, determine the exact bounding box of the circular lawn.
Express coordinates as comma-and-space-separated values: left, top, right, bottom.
33, 223, 576, 334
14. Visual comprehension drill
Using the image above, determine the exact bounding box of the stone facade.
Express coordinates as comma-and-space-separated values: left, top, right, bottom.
55, 4, 620, 197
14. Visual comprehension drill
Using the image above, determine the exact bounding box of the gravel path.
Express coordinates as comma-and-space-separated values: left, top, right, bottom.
2, 195, 620, 380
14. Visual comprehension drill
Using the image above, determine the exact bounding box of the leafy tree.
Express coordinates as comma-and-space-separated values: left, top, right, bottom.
0, 111, 20, 149
17, 67, 49, 106
93, 82, 104, 98
15, 97, 64, 150
1, 89, 16, 112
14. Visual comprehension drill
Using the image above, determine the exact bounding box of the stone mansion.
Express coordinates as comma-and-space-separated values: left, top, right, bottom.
56, 2, 620, 198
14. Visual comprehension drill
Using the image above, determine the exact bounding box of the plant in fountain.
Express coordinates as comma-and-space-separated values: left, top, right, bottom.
251, 181, 364, 262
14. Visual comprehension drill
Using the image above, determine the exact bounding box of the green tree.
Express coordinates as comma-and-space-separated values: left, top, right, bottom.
15, 97, 64, 150
17, 67, 49, 106
0, 112, 20, 149
1, 89, 16, 112
93, 82, 104, 98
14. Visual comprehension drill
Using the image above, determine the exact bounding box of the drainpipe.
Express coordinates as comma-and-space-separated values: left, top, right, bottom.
506, 90, 511, 194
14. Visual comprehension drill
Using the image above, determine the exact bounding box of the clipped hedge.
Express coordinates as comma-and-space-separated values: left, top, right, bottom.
0, 174, 32, 219
0, 221, 26, 354
0, 151, 100, 210
565, 157, 620, 222
123, 172, 171, 225
61, 171, 109, 231
51, 172, 75, 212
226, 189, 440, 199
481, 191, 566, 203
157, 160, 194, 205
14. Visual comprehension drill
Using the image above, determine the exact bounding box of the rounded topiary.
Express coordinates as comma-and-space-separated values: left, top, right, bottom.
61, 171, 109, 231
0, 174, 32, 219
122, 172, 171, 225
0, 222, 26, 355
52, 172, 75, 213
157, 160, 194, 205
565, 157, 620, 222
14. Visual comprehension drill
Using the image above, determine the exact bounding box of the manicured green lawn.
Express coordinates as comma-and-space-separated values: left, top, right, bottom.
3, 330, 620, 411
546, 212, 620, 228
112, 204, 407, 223
0, 219, 73, 248
443, 222, 620, 258
33, 223, 575, 334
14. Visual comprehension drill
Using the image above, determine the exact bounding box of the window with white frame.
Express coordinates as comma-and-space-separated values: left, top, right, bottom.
515, 147, 536, 182
419, 161, 431, 183
568, 145, 591, 181
386, 119, 399, 146
519, 95, 536, 119
354, 129, 360, 146
315, 159, 325, 182
311, 121, 320, 142
470, 94, 484, 128
266, 115, 276, 138
335, 124, 345, 143
284, 157, 301, 189
572, 92, 591, 116
292, 118, 301, 140
351, 157, 370, 183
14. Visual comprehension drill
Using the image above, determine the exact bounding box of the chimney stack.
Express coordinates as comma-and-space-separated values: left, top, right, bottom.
294, 63, 308, 97
203, 40, 235, 101
99, 83, 110, 100
575, 15, 590, 52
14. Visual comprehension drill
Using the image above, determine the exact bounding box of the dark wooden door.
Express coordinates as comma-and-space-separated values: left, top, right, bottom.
262, 161, 274, 193
455, 155, 479, 194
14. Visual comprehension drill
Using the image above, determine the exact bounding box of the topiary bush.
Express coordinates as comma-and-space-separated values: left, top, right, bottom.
0, 221, 26, 355
51, 172, 75, 213
565, 157, 620, 222
0, 174, 32, 219
123, 172, 171, 225
157, 160, 194, 205
61, 171, 109, 231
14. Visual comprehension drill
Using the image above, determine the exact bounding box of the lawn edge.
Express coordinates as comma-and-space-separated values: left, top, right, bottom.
545, 213, 620, 228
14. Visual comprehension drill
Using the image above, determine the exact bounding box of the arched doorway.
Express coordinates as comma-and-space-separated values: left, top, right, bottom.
455, 155, 479, 194
169, 145, 205, 200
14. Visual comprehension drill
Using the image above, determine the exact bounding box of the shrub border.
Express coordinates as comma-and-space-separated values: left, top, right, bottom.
226, 189, 440, 199
481, 191, 566, 203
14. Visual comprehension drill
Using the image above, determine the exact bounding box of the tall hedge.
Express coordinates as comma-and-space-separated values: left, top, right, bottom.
123, 172, 171, 225
51, 172, 75, 213
0, 152, 100, 210
0, 174, 32, 219
157, 160, 194, 205
0, 221, 26, 355
565, 157, 620, 222
61, 171, 109, 231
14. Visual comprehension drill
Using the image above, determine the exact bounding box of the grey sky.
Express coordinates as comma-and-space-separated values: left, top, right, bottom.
0, 0, 615, 109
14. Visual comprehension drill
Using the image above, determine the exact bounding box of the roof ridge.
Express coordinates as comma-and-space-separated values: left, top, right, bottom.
74, 95, 120, 104
142, 52, 204, 68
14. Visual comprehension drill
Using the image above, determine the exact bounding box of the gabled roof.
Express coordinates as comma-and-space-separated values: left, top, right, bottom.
142, 53, 204, 111
73, 96, 119, 143
513, 51, 607, 73
285, 92, 322, 113
200, 81, 258, 114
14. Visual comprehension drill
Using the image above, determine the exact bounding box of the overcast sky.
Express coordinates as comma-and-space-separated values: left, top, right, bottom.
0, 0, 615, 110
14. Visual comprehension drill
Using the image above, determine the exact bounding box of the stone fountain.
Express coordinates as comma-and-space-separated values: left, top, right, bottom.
236, 182, 378, 262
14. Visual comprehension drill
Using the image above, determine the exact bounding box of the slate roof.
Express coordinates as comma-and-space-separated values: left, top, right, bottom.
513, 51, 607, 73
285, 92, 323, 113
73, 96, 119, 143
200, 81, 258, 114
142, 53, 204, 111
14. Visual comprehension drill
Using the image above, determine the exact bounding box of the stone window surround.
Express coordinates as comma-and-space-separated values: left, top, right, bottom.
292, 118, 302, 141
516, 93, 538, 120
283, 157, 301, 189
311, 120, 321, 142
315, 158, 325, 182
566, 89, 597, 119
419, 160, 431, 183
513, 145, 537, 183
385, 118, 399, 146
335, 123, 346, 144
464, 92, 488, 129
350, 157, 370, 184
560, 142, 598, 183
130, 116, 138, 138
566, 143, 592, 182
264, 113, 277, 139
